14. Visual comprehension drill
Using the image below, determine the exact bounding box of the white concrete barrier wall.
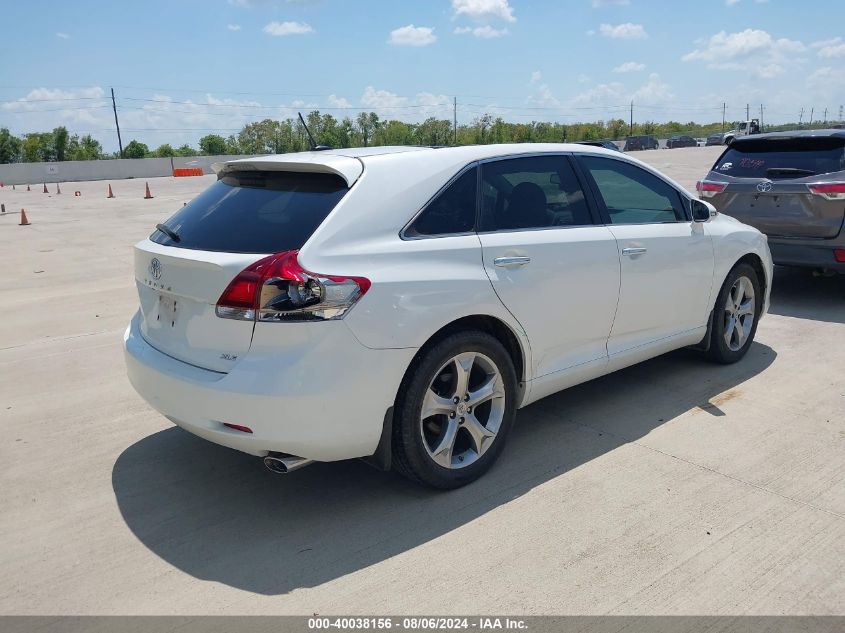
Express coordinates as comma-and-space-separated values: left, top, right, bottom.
0, 154, 262, 186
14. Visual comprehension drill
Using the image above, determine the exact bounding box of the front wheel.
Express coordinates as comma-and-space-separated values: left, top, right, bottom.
707, 263, 762, 364
391, 330, 518, 489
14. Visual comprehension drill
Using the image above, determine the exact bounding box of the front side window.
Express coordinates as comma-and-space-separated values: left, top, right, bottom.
480, 155, 592, 231
405, 166, 478, 237
578, 156, 686, 224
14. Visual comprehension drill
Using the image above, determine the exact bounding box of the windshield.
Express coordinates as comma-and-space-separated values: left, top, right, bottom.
712, 137, 845, 179
149, 171, 348, 253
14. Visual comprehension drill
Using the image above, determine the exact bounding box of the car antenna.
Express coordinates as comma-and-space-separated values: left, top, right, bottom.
298, 112, 332, 151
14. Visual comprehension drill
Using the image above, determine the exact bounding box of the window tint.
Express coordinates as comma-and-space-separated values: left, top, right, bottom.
406, 166, 478, 237
480, 156, 592, 231
150, 171, 347, 253
579, 156, 686, 224
712, 137, 845, 179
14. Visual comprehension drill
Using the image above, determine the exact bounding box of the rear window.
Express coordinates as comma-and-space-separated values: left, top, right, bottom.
713, 137, 845, 179
150, 171, 348, 253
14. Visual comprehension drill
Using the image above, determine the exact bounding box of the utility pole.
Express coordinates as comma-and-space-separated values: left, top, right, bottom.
823, 107, 827, 125
809, 107, 814, 129
453, 97, 457, 145
630, 100, 633, 135
799, 107, 804, 128
760, 104, 764, 132
111, 87, 123, 158
840, 105, 843, 123
746, 103, 750, 121
722, 102, 726, 132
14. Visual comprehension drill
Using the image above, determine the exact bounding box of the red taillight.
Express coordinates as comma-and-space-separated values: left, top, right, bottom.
696, 180, 728, 198
223, 423, 253, 434
808, 182, 845, 201
216, 250, 370, 322
834, 249, 845, 263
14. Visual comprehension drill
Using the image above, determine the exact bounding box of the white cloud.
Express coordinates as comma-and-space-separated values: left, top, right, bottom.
451, 0, 516, 23
227, 24, 241, 31
454, 25, 508, 38
529, 70, 542, 84
591, 0, 630, 6
56, 32, 70, 39
263, 21, 314, 36
599, 23, 648, 39
682, 29, 805, 78
725, 0, 740, 5
613, 61, 645, 73
360, 86, 408, 111
388, 25, 437, 46
812, 37, 845, 59
632, 73, 674, 104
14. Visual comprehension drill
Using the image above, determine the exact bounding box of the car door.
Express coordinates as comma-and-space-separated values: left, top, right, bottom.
477, 154, 621, 380
575, 154, 715, 357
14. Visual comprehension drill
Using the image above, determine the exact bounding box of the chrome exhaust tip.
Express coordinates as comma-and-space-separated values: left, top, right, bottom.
263, 453, 314, 474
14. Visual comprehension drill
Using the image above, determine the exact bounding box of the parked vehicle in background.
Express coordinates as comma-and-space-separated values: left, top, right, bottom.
723, 119, 761, 145
696, 138, 706, 147
124, 143, 772, 489
697, 129, 845, 274
577, 140, 622, 152
624, 135, 659, 151
706, 133, 725, 146
667, 135, 698, 149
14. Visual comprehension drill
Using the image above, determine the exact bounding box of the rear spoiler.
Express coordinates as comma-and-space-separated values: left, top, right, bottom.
212, 154, 364, 187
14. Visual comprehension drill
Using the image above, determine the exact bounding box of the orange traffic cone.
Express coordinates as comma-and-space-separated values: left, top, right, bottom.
144, 182, 154, 199
20, 209, 30, 225
56, 183, 61, 194
107, 184, 115, 198
43, 183, 48, 193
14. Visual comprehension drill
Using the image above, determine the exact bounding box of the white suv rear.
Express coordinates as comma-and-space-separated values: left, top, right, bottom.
125, 144, 772, 488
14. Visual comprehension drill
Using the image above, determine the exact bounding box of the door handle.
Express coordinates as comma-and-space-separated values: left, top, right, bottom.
494, 256, 531, 267
621, 247, 647, 257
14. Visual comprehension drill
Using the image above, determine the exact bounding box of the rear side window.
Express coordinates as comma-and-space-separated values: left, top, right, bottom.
405, 166, 478, 237
579, 156, 686, 224
713, 137, 845, 179
480, 156, 592, 231
150, 171, 347, 253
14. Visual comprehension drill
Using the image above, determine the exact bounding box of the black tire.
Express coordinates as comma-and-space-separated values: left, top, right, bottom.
707, 262, 762, 364
391, 330, 518, 489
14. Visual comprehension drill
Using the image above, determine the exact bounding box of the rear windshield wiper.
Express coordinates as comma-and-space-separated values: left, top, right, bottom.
155, 223, 181, 242
765, 167, 816, 177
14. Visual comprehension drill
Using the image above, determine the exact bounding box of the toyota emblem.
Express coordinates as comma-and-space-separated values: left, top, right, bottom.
149, 258, 162, 280
756, 180, 773, 193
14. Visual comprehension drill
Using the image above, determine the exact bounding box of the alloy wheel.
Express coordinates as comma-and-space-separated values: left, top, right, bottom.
419, 352, 506, 469
723, 275, 756, 352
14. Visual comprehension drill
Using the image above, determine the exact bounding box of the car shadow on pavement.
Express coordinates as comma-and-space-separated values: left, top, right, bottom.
112, 342, 775, 596
767, 266, 845, 324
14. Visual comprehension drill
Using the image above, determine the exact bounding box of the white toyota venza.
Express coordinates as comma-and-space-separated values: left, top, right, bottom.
124, 144, 772, 488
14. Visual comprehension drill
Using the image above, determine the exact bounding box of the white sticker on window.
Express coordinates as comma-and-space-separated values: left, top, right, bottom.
719, 162, 732, 170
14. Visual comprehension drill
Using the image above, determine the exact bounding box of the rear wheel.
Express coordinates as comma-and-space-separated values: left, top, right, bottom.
707, 263, 762, 364
392, 331, 517, 489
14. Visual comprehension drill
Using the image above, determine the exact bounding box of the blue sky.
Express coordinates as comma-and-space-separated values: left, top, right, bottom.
2, 0, 844, 151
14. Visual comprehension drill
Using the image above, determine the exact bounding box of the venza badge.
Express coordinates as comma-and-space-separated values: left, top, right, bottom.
149, 258, 162, 280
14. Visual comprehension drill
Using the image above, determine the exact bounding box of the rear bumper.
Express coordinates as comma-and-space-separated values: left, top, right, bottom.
768, 240, 845, 272
124, 311, 417, 461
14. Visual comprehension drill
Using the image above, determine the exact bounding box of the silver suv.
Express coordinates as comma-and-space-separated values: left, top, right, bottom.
697, 129, 845, 274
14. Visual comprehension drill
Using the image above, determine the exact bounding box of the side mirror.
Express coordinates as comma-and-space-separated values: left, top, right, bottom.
691, 199, 715, 222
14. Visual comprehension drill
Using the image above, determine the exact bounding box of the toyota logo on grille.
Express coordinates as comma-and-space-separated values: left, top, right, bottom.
756, 180, 773, 193
149, 258, 162, 280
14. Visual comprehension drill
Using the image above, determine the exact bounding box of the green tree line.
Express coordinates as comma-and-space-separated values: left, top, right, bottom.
1, 113, 839, 164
